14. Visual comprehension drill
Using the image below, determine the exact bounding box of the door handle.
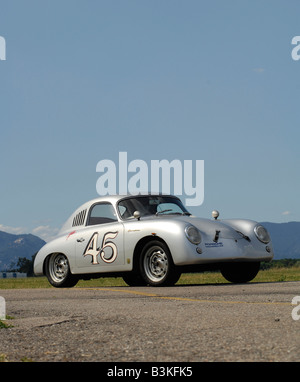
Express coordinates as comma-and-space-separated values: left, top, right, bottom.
77, 238, 85, 243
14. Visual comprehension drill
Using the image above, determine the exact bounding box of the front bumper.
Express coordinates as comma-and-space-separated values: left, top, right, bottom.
171, 236, 274, 266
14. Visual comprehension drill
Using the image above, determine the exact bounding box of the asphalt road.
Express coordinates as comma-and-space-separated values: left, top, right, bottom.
0, 281, 299, 362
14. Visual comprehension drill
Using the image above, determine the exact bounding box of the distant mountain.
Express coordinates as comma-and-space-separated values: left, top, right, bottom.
262, 222, 300, 260
0, 222, 299, 270
0, 231, 46, 270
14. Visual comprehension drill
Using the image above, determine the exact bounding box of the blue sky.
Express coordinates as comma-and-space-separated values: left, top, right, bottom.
0, 0, 300, 241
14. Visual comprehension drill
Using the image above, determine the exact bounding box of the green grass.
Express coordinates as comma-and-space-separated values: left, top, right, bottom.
0, 321, 11, 329
0, 354, 9, 362
0, 266, 299, 289
0, 277, 52, 289
0, 316, 14, 329
179, 267, 300, 284
0, 321, 13, 329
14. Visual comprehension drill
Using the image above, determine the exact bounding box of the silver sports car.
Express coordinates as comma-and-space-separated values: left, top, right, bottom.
34, 194, 273, 287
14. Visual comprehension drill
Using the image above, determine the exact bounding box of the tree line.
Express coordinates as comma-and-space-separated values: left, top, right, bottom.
6, 254, 37, 276
260, 258, 300, 270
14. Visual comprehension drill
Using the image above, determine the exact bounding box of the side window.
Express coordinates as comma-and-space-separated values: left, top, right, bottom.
87, 203, 117, 226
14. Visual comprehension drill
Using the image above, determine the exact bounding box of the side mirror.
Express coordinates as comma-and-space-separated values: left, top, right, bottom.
133, 211, 141, 221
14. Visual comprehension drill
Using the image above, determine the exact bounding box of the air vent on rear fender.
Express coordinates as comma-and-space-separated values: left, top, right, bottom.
72, 209, 87, 227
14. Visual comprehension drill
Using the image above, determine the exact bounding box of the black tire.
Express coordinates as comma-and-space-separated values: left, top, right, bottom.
220, 261, 260, 283
139, 240, 181, 286
45, 253, 79, 288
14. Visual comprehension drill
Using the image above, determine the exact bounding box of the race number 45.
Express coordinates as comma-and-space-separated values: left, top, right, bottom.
83, 232, 118, 264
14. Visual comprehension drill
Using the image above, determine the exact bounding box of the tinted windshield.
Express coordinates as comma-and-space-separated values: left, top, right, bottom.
118, 196, 190, 220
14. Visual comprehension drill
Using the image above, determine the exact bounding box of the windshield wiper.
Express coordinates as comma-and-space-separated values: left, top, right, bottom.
156, 210, 191, 216
156, 209, 172, 215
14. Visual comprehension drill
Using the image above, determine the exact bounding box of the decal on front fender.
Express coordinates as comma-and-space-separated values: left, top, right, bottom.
205, 242, 224, 248
66, 230, 76, 240
83, 231, 118, 264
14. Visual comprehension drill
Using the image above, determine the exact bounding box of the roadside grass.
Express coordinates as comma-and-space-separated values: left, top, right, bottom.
0, 267, 299, 289
0, 315, 14, 330
0, 320, 13, 329
0, 354, 9, 362
0, 277, 52, 289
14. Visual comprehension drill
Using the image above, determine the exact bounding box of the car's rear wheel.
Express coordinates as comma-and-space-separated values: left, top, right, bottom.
220, 261, 260, 283
45, 253, 78, 288
139, 240, 181, 286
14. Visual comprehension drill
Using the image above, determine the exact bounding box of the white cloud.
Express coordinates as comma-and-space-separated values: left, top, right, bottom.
282, 211, 291, 216
32, 225, 59, 242
0, 224, 59, 242
0, 224, 27, 235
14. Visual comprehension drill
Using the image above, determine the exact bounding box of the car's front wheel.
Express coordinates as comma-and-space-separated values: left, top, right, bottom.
220, 261, 260, 283
139, 240, 181, 286
45, 253, 79, 288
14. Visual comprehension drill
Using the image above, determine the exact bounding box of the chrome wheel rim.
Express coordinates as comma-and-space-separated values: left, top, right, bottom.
49, 254, 69, 283
144, 246, 168, 282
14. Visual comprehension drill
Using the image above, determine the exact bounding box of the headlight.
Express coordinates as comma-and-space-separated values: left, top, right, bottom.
185, 225, 202, 245
254, 224, 270, 244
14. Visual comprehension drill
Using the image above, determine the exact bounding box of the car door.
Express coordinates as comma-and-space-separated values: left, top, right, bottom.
75, 202, 124, 272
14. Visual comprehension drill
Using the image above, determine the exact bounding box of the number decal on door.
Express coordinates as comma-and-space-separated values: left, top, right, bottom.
83, 231, 118, 264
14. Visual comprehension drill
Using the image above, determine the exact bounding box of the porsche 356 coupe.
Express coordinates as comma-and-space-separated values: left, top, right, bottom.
34, 194, 273, 287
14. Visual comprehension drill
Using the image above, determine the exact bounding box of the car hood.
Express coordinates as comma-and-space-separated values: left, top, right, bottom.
182, 216, 245, 240
134, 214, 249, 240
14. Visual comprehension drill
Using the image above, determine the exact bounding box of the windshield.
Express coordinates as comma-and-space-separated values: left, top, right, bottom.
117, 195, 190, 220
